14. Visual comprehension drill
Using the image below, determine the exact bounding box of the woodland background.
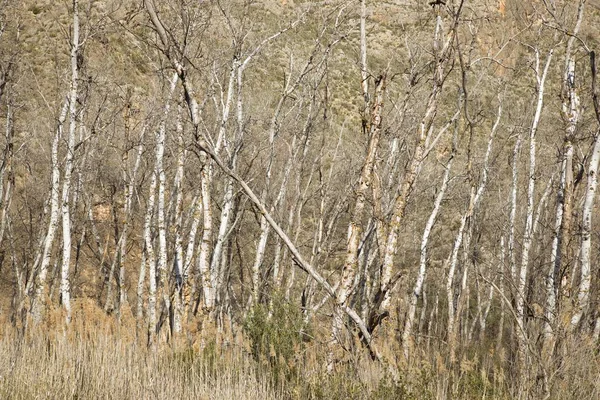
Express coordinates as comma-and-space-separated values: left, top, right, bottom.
1, 0, 600, 398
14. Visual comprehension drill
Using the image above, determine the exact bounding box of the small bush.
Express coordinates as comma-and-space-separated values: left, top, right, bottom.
243, 295, 310, 383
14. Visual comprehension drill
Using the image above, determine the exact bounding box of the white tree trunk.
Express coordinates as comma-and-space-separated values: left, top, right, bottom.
183, 195, 200, 275
140, 73, 177, 343
208, 57, 238, 306
563, 0, 587, 332
571, 127, 600, 331
250, 91, 286, 307
32, 98, 69, 323
143, 171, 157, 345
59, 0, 80, 324
118, 126, 145, 317
446, 102, 501, 363
378, 10, 463, 317
246, 36, 324, 308
545, 156, 565, 345
496, 235, 506, 351
327, 2, 383, 367
155, 74, 177, 333
172, 107, 185, 335
402, 148, 454, 360
0, 104, 14, 251
516, 48, 553, 372
197, 167, 214, 310
445, 212, 467, 364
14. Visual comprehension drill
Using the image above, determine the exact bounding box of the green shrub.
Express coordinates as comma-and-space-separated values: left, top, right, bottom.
243, 295, 310, 383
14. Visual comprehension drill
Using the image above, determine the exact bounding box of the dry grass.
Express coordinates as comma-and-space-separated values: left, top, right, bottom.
0, 308, 599, 400
0, 329, 277, 400
0, 314, 423, 400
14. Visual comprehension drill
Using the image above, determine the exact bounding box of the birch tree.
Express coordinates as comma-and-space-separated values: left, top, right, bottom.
544, 0, 586, 343
445, 102, 500, 364
58, 0, 81, 324
516, 45, 553, 375
571, 48, 600, 332
402, 133, 455, 361
31, 99, 68, 323
328, 1, 387, 370
373, 1, 464, 331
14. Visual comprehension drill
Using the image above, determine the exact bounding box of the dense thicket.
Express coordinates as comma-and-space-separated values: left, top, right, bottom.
1, 0, 600, 398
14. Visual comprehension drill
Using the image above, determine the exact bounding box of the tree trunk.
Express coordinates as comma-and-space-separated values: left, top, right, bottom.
59, 0, 80, 324
516, 47, 553, 378
31, 98, 69, 323
402, 147, 453, 361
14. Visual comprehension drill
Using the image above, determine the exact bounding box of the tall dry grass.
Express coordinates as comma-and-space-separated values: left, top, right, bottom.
0, 329, 277, 399
0, 301, 599, 400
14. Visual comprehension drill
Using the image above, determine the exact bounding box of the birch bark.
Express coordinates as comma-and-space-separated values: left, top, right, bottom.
59, 0, 80, 324
569, 135, 598, 330
172, 107, 185, 334
571, 45, 600, 332
542, 2, 585, 346
446, 102, 500, 364
329, 6, 386, 361
402, 143, 454, 360
117, 125, 145, 317
143, 172, 157, 344
31, 98, 68, 323
209, 57, 238, 307
155, 74, 178, 333
516, 47, 553, 373
376, 3, 464, 327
